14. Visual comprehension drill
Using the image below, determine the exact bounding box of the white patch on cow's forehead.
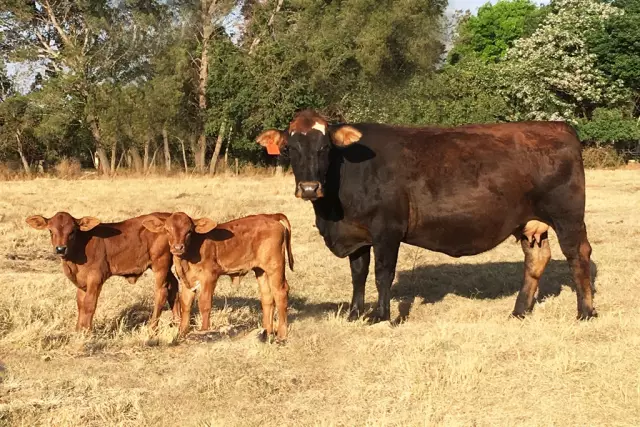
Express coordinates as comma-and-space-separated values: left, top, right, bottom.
312, 122, 326, 135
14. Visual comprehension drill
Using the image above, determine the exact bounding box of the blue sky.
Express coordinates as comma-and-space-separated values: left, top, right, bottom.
448, 0, 494, 12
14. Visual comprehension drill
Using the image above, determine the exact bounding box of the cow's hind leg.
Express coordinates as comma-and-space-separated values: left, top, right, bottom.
512, 232, 551, 318
554, 221, 595, 319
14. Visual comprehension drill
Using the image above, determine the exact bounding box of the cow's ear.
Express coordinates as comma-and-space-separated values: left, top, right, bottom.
26, 215, 48, 230
331, 126, 362, 147
256, 129, 287, 155
142, 217, 165, 233
77, 216, 101, 232
194, 218, 217, 234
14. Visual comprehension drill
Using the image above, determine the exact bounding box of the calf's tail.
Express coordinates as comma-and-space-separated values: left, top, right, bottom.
277, 214, 294, 271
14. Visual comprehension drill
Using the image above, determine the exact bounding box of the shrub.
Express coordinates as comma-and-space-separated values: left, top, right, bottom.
54, 157, 82, 179
582, 146, 626, 168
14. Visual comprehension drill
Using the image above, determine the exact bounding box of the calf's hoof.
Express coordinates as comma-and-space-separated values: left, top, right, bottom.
510, 311, 526, 320
578, 308, 598, 320
258, 330, 275, 344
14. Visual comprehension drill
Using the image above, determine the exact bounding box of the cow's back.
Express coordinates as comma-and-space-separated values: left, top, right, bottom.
332, 121, 584, 257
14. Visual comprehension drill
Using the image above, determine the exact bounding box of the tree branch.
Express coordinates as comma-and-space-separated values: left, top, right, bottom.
43, 0, 74, 49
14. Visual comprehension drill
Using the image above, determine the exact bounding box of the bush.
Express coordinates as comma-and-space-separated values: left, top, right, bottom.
54, 157, 82, 179
582, 146, 626, 169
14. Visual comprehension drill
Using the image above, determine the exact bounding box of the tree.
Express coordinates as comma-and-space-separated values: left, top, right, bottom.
588, 0, 640, 112
448, 0, 548, 63
498, 0, 628, 121
0, 96, 42, 174
1, 0, 168, 174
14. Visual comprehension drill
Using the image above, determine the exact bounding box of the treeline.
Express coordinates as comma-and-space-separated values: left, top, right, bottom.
0, 0, 639, 175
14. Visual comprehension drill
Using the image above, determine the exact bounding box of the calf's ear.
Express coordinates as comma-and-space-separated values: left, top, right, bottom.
194, 218, 217, 234
330, 126, 362, 147
256, 130, 287, 155
142, 217, 166, 233
26, 215, 48, 230
77, 216, 101, 231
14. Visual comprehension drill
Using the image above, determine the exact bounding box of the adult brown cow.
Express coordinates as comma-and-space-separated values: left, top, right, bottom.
26, 212, 179, 331
142, 212, 294, 342
256, 110, 595, 322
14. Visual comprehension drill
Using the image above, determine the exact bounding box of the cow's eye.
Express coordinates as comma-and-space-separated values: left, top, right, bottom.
319, 145, 329, 152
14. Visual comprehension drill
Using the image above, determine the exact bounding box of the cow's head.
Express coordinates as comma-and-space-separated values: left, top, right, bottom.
256, 110, 362, 201
25, 212, 100, 258
142, 212, 217, 257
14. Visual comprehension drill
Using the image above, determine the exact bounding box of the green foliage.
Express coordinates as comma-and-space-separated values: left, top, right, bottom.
577, 107, 640, 144
497, 0, 629, 122
589, 0, 640, 94
449, 0, 548, 63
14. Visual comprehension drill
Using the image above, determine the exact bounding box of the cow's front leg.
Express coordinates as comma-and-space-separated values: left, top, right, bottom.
371, 239, 401, 323
348, 246, 371, 321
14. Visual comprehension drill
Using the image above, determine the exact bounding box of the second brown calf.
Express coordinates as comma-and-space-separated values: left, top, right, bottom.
143, 212, 294, 342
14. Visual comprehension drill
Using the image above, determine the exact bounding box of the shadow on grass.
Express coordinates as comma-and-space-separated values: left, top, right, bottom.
106, 259, 597, 330
392, 259, 598, 323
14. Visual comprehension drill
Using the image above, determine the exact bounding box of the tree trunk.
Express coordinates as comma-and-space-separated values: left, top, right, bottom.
129, 147, 143, 173
209, 121, 226, 175
179, 137, 188, 173
88, 118, 111, 175
196, 2, 212, 173
162, 124, 171, 173
15, 131, 31, 176
110, 140, 117, 173
143, 132, 151, 172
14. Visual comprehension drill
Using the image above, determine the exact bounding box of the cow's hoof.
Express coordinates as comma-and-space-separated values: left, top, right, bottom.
578, 308, 598, 320
275, 337, 287, 346
366, 313, 390, 325
347, 310, 361, 322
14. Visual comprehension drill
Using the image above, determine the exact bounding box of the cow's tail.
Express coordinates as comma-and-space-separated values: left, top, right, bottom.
277, 215, 294, 271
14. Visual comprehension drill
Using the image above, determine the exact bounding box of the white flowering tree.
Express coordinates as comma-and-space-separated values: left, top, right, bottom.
498, 0, 628, 122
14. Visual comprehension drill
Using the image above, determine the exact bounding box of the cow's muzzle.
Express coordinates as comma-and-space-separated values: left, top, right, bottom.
296, 181, 324, 201
55, 246, 67, 257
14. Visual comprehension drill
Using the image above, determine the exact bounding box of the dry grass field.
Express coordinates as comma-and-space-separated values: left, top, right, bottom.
1, 170, 640, 426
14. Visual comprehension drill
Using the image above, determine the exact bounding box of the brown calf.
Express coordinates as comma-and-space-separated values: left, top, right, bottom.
26, 212, 179, 331
142, 212, 294, 342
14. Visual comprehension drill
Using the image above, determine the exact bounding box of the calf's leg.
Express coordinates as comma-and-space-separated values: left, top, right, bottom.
149, 266, 171, 330
512, 232, 551, 318
256, 270, 275, 342
79, 279, 103, 330
198, 276, 218, 331
75, 287, 86, 331
267, 267, 289, 342
178, 286, 196, 336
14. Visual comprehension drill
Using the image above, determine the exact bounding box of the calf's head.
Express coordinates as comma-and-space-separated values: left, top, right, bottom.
256, 110, 362, 201
26, 212, 100, 258
142, 212, 217, 257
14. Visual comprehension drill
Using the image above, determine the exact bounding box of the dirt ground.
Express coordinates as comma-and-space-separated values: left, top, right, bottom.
1, 171, 639, 426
